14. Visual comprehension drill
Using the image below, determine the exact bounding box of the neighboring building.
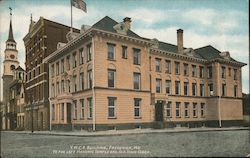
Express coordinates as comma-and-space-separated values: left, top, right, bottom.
2, 11, 20, 130
44, 16, 246, 131
23, 16, 79, 130
8, 66, 25, 130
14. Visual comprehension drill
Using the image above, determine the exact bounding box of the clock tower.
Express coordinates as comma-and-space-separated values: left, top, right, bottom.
2, 8, 19, 104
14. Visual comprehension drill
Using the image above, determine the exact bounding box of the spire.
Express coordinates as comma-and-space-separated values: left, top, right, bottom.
6, 7, 16, 43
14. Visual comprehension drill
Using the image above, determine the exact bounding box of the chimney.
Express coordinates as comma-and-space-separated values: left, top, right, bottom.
177, 29, 184, 54
123, 17, 131, 30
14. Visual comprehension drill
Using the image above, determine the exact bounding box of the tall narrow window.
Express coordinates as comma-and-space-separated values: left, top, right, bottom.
192, 83, 197, 96
155, 58, 161, 72
176, 102, 181, 118
199, 66, 204, 78
166, 102, 172, 117
156, 79, 161, 93
87, 97, 92, 118
56, 82, 60, 95
73, 75, 77, 92
108, 69, 115, 88
200, 84, 204, 96
201, 103, 205, 117
66, 80, 70, 93
234, 85, 237, 97
88, 70, 92, 89
221, 66, 226, 78
107, 43, 115, 60
51, 104, 55, 120
108, 97, 116, 118
61, 59, 64, 73
66, 56, 70, 70
175, 81, 180, 95
73, 52, 77, 68
165, 60, 171, 74
207, 66, 212, 78
56, 62, 59, 76
80, 99, 84, 119
80, 72, 84, 90
61, 103, 64, 120
133, 72, 141, 90
184, 102, 189, 118
51, 64, 54, 78
79, 48, 84, 65
51, 83, 55, 97
165, 80, 171, 94
133, 48, 141, 65
184, 82, 188, 96
175, 62, 180, 75
61, 80, 65, 93
184, 63, 189, 76
222, 84, 226, 96
73, 100, 77, 119
228, 68, 231, 76
233, 69, 237, 80
134, 98, 141, 118
192, 65, 197, 77
122, 46, 127, 59
87, 44, 92, 61
208, 83, 213, 96
193, 103, 197, 117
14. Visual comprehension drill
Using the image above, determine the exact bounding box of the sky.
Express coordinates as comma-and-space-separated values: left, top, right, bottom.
0, 0, 249, 98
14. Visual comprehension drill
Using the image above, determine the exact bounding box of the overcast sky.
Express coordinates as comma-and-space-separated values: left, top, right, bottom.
0, 0, 249, 97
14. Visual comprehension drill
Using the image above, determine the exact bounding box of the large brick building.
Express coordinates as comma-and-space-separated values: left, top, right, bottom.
23, 16, 79, 130
44, 16, 246, 131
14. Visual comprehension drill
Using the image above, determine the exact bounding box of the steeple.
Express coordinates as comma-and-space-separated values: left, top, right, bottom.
6, 7, 16, 43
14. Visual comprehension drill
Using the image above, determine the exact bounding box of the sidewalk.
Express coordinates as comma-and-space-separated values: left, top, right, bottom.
2, 126, 249, 137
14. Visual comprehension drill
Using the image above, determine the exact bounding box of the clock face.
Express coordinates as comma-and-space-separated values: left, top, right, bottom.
10, 54, 15, 59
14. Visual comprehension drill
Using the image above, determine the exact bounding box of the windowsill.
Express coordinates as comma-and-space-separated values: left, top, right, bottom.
176, 116, 181, 118
175, 73, 180, 75
193, 116, 198, 118
122, 57, 127, 59
107, 59, 116, 61
185, 116, 190, 118
166, 116, 172, 118
133, 63, 141, 66
156, 71, 161, 73
80, 118, 84, 120
73, 118, 77, 120
108, 117, 117, 119
87, 118, 92, 120
134, 117, 142, 119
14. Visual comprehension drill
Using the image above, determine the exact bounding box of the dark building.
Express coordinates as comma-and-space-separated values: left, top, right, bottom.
23, 16, 79, 130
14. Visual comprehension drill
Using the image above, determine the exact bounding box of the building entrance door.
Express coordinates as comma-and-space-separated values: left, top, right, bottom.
66, 103, 71, 123
155, 101, 164, 121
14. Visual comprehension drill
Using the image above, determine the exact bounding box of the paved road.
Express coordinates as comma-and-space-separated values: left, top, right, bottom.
1, 130, 250, 157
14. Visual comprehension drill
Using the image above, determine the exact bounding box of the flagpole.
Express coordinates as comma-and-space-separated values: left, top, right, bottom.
70, 0, 73, 32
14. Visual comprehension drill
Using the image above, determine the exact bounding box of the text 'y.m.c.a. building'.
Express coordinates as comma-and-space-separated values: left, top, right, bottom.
43, 16, 246, 131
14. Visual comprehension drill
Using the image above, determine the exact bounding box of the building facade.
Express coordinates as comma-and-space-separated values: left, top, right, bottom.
23, 17, 79, 130
2, 11, 20, 130
44, 16, 246, 131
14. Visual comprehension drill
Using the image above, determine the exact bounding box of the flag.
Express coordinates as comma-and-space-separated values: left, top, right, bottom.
72, 0, 87, 13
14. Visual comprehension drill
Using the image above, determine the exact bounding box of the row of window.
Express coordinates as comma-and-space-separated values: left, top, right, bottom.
51, 70, 92, 97
157, 79, 238, 97
166, 102, 205, 118
51, 97, 141, 120
107, 43, 141, 65
155, 59, 238, 80
51, 44, 92, 78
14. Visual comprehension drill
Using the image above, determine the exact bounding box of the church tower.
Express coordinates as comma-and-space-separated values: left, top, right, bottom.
2, 8, 19, 104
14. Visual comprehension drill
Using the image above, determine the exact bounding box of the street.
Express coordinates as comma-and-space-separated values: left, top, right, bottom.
1, 129, 250, 157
